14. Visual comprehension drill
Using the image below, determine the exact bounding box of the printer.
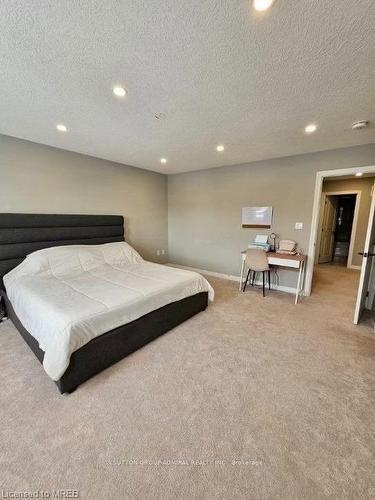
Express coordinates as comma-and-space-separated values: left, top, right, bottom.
247, 234, 271, 252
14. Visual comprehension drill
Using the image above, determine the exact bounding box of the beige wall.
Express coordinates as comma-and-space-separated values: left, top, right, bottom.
168, 143, 375, 288
2, 134, 375, 287
321, 177, 374, 267
0, 134, 168, 263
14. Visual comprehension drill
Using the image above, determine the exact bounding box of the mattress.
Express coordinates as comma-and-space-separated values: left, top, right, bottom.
3, 242, 214, 381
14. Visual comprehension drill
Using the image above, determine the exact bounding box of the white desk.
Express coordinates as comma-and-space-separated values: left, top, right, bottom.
240, 251, 306, 304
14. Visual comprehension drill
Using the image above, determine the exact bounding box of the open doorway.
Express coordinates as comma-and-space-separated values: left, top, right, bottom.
306, 167, 375, 326
333, 195, 356, 265
316, 190, 359, 268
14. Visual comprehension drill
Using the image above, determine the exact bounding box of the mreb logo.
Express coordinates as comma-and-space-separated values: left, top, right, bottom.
52, 491, 79, 499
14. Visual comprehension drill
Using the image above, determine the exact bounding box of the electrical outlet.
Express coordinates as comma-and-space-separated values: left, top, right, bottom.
156, 250, 161, 256
295, 222, 304, 230
161, 249, 165, 255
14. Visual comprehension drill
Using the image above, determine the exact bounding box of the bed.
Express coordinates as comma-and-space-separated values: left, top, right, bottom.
0, 214, 213, 394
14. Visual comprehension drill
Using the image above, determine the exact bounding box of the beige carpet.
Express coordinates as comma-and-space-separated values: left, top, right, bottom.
1, 265, 375, 499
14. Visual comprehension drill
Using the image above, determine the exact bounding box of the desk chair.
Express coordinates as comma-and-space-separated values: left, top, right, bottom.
243, 249, 271, 297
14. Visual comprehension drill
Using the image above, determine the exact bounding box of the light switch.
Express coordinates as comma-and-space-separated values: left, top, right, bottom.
295, 222, 304, 230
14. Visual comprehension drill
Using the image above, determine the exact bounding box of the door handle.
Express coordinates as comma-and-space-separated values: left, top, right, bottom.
358, 252, 375, 257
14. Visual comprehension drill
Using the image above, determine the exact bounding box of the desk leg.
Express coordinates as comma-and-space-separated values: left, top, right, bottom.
295, 261, 304, 305
239, 259, 245, 291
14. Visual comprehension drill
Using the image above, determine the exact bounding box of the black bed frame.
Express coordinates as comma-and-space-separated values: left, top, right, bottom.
0, 214, 208, 394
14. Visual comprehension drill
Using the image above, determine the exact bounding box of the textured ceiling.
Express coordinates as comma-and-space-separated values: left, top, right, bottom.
1, 1, 375, 174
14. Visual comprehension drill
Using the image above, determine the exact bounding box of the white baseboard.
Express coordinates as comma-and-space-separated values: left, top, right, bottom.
347, 264, 361, 271
168, 263, 239, 282
168, 263, 298, 295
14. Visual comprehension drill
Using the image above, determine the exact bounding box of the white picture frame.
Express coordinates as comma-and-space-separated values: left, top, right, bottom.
242, 206, 273, 228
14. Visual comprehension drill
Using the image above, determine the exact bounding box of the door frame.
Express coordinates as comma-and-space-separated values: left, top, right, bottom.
305, 165, 375, 296
315, 190, 361, 269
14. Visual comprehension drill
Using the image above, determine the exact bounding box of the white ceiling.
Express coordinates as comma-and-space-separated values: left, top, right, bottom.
1, 0, 375, 174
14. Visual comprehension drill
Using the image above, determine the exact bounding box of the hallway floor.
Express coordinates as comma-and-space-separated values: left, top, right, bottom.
312, 263, 360, 305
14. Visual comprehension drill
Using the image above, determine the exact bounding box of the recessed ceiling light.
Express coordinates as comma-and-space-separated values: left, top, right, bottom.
253, 0, 275, 11
216, 145, 225, 152
56, 124, 67, 132
304, 123, 317, 134
113, 86, 127, 98
355, 172, 363, 177
160, 158, 167, 164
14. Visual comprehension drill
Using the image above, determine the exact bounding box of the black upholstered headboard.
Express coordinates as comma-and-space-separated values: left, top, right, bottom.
0, 213, 124, 289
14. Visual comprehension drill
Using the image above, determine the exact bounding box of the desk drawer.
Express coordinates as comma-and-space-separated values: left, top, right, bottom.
268, 257, 300, 268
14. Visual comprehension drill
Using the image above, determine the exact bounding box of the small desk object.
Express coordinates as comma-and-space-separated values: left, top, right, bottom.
240, 251, 306, 304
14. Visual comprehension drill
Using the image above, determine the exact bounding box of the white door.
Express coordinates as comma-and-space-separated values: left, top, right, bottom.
354, 183, 375, 324
319, 196, 338, 264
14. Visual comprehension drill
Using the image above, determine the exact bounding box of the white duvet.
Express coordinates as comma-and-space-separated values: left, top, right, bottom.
3, 242, 214, 380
